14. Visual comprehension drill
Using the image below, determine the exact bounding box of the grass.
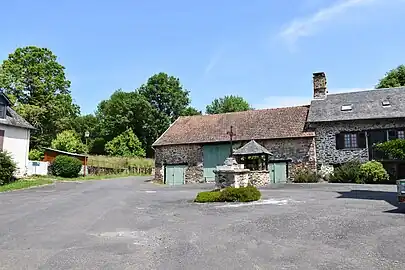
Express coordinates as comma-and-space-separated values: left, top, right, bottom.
87, 155, 154, 169
53, 173, 144, 181
0, 179, 53, 192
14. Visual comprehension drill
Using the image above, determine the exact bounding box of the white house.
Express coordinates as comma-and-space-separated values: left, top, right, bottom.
0, 92, 34, 177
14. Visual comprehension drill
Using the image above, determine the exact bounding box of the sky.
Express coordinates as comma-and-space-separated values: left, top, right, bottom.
1, 0, 405, 114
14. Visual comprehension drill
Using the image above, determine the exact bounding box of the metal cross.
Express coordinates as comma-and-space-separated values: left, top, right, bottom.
226, 125, 236, 156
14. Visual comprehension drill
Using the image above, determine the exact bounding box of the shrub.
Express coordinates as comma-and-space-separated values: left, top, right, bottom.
194, 186, 262, 203
28, 149, 44, 161
293, 168, 319, 183
359, 161, 389, 184
0, 151, 17, 185
375, 139, 405, 160
50, 155, 82, 178
329, 161, 362, 183
220, 186, 261, 202
194, 190, 223, 203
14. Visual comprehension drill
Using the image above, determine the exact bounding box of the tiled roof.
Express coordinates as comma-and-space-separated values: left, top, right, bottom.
153, 106, 314, 146
0, 92, 35, 130
233, 140, 272, 156
307, 87, 405, 122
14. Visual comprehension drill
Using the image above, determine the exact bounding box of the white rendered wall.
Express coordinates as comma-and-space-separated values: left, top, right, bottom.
0, 124, 30, 177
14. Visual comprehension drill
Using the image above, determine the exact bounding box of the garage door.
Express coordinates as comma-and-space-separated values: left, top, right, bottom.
268, 162, 287, 184
165, 165, 186, 185
203, 144, 231, 182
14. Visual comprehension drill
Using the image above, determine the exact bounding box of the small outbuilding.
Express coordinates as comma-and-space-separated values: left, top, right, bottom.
43, 148, 88, 165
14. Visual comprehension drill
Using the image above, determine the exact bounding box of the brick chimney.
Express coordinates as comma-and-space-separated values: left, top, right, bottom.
313, 72, 327, 99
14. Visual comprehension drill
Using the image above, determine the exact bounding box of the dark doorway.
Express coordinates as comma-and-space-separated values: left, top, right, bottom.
368, 130, 387, 160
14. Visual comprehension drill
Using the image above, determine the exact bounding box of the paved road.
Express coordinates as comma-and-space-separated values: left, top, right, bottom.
0, 178, 405, 269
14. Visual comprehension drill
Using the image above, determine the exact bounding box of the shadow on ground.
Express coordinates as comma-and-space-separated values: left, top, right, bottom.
337, 190, 405, 214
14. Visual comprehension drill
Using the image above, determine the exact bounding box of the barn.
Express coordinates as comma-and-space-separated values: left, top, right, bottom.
152, 106, 316, 185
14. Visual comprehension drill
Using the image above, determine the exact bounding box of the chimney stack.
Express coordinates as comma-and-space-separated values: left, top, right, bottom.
313, 72, 327, 99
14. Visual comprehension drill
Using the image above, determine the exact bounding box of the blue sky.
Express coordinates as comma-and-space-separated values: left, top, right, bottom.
1, 0, 405, 114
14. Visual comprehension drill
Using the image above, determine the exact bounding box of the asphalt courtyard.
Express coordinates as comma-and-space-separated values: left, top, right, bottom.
0, 177, 404, 270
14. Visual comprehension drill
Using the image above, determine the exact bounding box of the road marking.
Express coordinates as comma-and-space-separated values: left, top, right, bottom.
216, 199, 301, 208
145, 190, 156, 193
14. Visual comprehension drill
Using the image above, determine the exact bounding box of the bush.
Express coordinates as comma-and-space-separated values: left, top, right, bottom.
28, 149, 44, 161
375, 139, 405, 160
0, 151, 17, 185
329, 161, 362, 183
50, 155, 82, 178
293, 168, 319, 183
194, 190, 223, 203
195, 186, 261, 203
359, 161, 389, 184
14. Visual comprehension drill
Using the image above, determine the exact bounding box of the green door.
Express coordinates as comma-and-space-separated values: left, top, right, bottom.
268, 162, 287, 183
165, 165, 186, 185
203, 144, 232, 182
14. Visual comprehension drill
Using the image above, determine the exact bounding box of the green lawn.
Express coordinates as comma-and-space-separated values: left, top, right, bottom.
0, 173, 150, 192
0, 179, 53, 192
53, 173, 146, 181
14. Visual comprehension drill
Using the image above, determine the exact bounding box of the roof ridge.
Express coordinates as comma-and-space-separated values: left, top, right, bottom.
179, 105, 310, 119
326, 86, 405, 97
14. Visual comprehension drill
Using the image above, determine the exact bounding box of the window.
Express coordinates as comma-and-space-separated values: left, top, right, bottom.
341, 105, 352, 111
336, 132, 366, 149
0, 104, 5, 119
382, 100, 391, 107
344, 133, 357, 148
398, 130, 405, 139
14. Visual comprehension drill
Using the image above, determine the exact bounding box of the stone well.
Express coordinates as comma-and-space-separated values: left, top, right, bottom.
214, 157, 270, 189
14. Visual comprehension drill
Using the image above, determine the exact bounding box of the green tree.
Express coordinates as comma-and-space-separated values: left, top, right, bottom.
376, 65, 405, 88
105, 128, 145, 157
51, 130, 87, 154
96, 90, 153, 149
181, 106, 202, 116
0, 46, 79, 148
206, 95, 251, 114
138, 73, 191, 154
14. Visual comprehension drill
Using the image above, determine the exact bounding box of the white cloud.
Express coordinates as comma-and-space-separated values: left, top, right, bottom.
279, 0, 378, 47
254, 87, 373, 109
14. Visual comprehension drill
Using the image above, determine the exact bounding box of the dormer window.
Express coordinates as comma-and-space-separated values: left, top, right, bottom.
341, 105, 352, 111
382, 100, 391, 107
0, 102, 5, 119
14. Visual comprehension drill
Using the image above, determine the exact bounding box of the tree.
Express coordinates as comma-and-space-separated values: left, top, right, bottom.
206, 95, 251, 114
181, 106, 202, 116
137, 73, 192, 155
105, 128, 145, 157
51, 130, 87, 154
376, 65, 405, 89
96, 90, 153, 150
0, 46, 79, 148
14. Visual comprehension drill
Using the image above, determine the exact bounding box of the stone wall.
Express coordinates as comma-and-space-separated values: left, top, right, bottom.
154, 136, 317, 183
313, 119, 405, 174
249, 171, 270, 186
154, 144, 204, 183
259, 137, 317, 178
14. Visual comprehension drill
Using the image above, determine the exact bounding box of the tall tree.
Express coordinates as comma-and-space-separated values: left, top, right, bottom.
137, 73, 191, 154
0, 46, 79, 148
376, 65, 405, 89
96, 89, 153, 152
105, 128, 145, 157
51, 130, 87, 154
206, 95, 251, 114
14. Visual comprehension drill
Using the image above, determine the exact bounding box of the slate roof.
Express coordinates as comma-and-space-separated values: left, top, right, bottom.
0, 92, 35, 130
307, 87, 405, 123
233, 140, 272, 156
153, 106, 314, 146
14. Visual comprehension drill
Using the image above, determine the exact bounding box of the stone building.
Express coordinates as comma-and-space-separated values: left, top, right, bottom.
307, 72, 405, 176
153, 106, 316, 185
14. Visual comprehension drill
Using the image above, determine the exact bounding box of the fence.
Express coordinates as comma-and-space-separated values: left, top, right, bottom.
27, 161, 49, 176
